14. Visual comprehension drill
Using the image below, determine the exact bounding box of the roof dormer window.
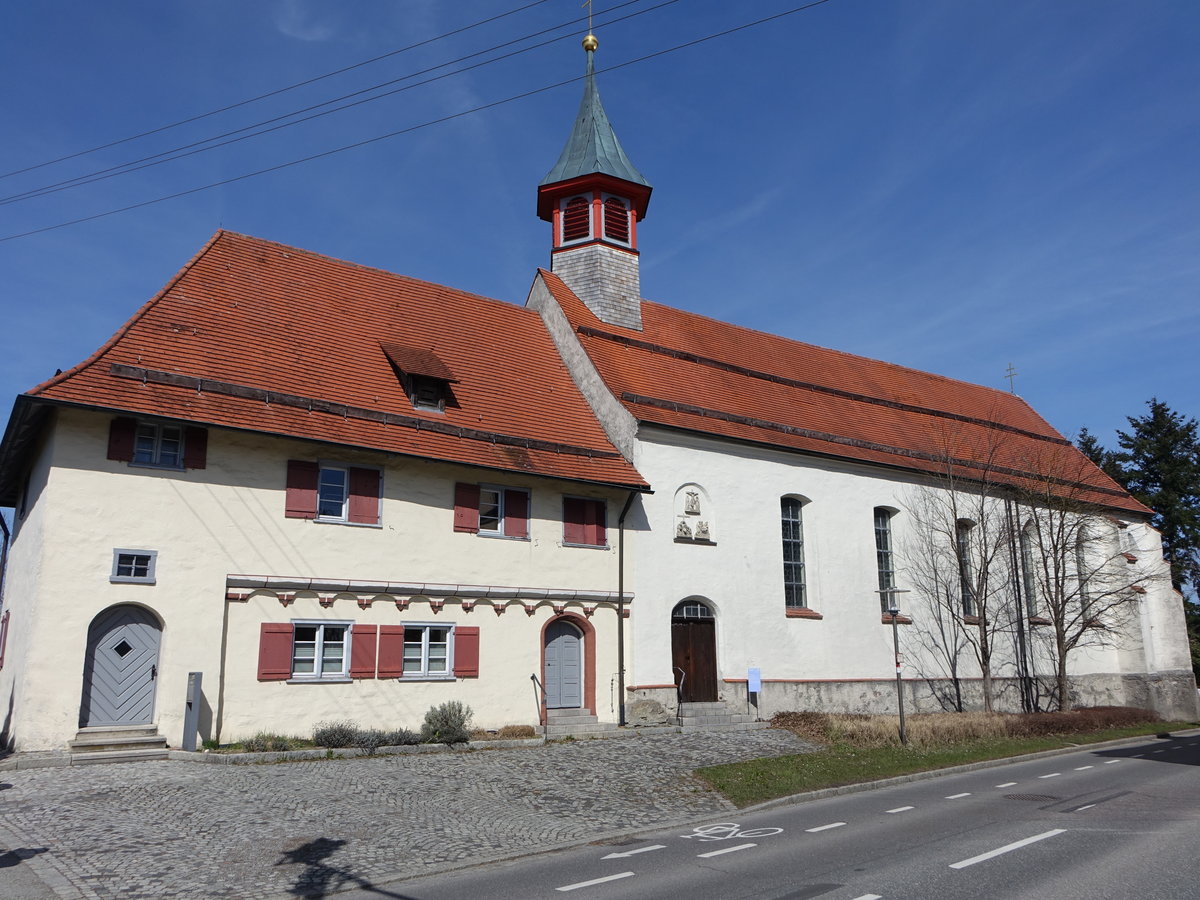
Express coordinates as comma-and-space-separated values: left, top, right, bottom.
561, 195, 592, 244
380, 342, 457, 414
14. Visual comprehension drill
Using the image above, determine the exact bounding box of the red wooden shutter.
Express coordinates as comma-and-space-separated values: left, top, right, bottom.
183, 426, 208, 469
504, 489, 529, 538
454, 482, 480, 533
562, 196, 590, 242
603, 196, 630, 243
563, 497, 586, 544
257, 623, 294, 681
348, 467, 381, 524
350, 624, 378, 678
588, 500, 607, 547
453, 626, 480, 678
285, 460, 319, 519
377, 625, 405, 678
107, 417, 137, 461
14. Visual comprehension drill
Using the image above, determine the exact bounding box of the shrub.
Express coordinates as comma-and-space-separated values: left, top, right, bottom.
497, 724, 538, 740
421, 701, 473, 745
313, 720, 360, 748
355, 729, 391, 756
384, 728, 421, 746
242, 732, 294, 753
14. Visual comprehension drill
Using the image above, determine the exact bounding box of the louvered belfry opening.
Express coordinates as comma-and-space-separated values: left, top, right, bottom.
603, 196, 630, 243
562, 196, 591, 242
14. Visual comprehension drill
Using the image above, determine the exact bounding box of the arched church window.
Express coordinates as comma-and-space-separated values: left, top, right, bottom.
562, 196, 591, 243
603, 196, 630, 243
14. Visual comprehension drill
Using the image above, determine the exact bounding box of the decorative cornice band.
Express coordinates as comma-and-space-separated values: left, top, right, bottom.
226, 574, 632, 604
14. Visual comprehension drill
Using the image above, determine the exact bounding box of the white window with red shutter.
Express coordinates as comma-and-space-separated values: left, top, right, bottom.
453, 482, 529, 539
107, 416, 208, 470
257, 621, 479, 682
285, 460, 381, 526
563, 496, 607, 547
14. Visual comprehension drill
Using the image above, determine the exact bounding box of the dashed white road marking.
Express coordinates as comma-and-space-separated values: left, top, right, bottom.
1152, 749, 1166, 754
946, 793, 971, 800
886, 806, 914, 814
1077, 804, 1096, 811
1133, 754, 1146, 758
851, 895, 883, 900
1038, 773, 1061, 779
996, 782, 1018, 788
557, 872, 635, 891
697, 843, 757, 858
1104, 760, 1121, 764
1074, 765, 1093, 771
948, 829, 1067, 869
601, 844, 665, 860
806, 822, 846, 833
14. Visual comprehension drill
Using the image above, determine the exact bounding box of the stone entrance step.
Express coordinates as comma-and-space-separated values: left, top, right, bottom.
541, 708, 620, 738
68, 725, 169, 763
677, 702, 768, 732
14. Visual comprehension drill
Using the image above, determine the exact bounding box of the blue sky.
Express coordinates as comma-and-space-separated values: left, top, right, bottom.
2, 0, 1197, 449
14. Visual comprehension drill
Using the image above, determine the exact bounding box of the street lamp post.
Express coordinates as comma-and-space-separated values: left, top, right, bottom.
887, 601, 907, 745
878, 587, 911, 746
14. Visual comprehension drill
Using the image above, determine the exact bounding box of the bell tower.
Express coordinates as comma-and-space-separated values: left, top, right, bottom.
537, 33, 651, 330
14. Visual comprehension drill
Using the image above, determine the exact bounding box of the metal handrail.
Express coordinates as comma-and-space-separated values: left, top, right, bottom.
672, 666, 686, 725
530, 673, 547, 727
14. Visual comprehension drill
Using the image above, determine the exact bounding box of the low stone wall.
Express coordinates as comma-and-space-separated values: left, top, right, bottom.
629, 670, 1200, 721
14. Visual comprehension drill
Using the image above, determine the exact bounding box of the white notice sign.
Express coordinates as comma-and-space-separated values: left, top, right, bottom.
748, 668, 761, 693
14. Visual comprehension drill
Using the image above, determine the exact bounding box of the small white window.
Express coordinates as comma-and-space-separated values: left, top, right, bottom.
111, 549, 158, 584
133, 422, 183, 468
402, 624, 453, 678
317, 466, 349, 520
291, 621, 351, 679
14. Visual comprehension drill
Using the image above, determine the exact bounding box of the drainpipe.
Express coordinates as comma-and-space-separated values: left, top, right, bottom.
617, 491, 637, 727
215, 590, 232, 745
0, 513, 10, 608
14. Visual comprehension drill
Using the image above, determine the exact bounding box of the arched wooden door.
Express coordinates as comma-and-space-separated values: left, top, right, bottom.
671, 599, 717, 702
544, 619, 583, 709
79, 605, 162, 728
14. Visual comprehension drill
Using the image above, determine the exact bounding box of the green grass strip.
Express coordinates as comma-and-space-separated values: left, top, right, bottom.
696, 722, 1197, 808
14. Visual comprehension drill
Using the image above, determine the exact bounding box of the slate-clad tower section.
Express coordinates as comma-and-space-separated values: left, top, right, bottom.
537, 35, 651, 331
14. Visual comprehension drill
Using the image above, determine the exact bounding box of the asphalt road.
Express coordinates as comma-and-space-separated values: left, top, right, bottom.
364, 731, 1200, 900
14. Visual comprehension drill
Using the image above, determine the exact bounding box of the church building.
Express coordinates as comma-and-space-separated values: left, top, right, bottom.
0, 33, 1193, 757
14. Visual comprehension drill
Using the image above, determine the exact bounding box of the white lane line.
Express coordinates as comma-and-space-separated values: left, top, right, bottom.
805, 822, 846, 833
886, 806, 914, 814
1133, 754, 1146, 758
557, 872, 635, 891
1076, 804, 1096, 811
1074, 765, 1094, 770
996, 782, 1018, 788
697, 843, 756, 858
946, 792, 971, 799
1152, 749, 1166, 754
601, 844, 665, 860
949, 829, 1067, 869
852, 895, 883, 900
1104, 760, 1121, 764
1038, 773, 1061, 779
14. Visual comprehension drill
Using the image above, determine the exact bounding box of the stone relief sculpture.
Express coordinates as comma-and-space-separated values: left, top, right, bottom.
695, 520, 710, 541
685, 490, 701, 515
676, 519, 693, 539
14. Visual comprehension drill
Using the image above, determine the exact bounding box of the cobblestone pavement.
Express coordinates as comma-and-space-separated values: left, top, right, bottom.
0, 729, 814, 899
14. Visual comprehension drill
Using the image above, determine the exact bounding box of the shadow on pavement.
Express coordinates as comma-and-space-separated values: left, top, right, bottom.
1090, 734, 1200, 767
0, 847, 48, 868
276, 837, 418, 899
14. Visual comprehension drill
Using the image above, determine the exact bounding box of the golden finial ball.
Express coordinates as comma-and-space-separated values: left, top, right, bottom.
582, 33, 598, 52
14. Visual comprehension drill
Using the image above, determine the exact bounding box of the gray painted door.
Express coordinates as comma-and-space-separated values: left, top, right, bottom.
80, 605, 161, 728
544, 620, 582, 709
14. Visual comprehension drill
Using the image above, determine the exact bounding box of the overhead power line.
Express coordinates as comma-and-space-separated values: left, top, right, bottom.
0, 0, 838, 245
0, 0, 557, 182
0, 0, 668, 207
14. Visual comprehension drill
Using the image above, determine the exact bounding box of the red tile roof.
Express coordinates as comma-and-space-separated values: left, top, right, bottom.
538, 270, 1148, 516
19, 232, 647, 490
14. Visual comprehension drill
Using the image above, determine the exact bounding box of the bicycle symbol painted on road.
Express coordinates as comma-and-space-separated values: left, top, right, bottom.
680, 823, 784, 842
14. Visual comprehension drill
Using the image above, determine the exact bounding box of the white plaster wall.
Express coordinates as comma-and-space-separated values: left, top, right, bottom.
10, 408, 632, 750
626, 427, 1181, 709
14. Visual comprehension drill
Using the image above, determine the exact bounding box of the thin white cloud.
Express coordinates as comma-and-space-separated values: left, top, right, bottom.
273, 0, 336, 42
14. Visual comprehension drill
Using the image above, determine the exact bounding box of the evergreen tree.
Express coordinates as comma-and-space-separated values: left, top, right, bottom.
1112, 399, 1200, 595
1076, 427, 1123, 483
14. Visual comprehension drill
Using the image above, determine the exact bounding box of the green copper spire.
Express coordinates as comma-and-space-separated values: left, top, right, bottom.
540, 44, 650, 188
